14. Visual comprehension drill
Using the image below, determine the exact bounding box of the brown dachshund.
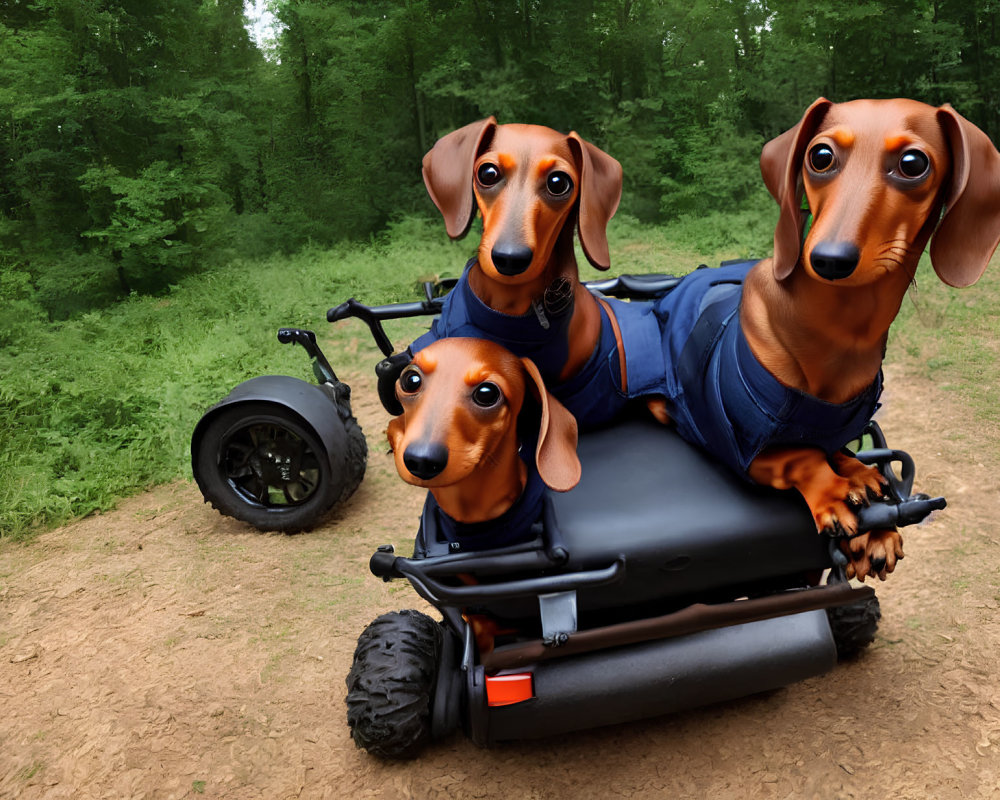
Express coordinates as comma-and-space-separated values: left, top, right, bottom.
386, 337, 580, 526
418, 119, 624, 392
742, 97, 1000, 580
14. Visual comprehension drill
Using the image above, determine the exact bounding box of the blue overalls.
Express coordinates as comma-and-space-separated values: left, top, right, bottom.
650, 261, 883, 476
419, 463, 548, 552
409, 260, 666, 430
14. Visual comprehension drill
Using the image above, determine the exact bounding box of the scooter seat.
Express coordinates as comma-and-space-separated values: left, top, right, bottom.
547, 418, 830, 613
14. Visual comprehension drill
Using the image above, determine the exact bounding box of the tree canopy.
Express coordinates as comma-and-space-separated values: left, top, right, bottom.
2, 0, 999, 321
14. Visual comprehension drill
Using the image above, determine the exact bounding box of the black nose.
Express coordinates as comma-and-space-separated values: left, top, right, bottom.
491, 243, 534, 276
402, 442, 449, 480
810, 241, 860, 280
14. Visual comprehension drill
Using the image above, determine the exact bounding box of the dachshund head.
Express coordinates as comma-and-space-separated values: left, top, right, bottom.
386, 338, 580, 522
761, 97, 1000, 288
421, 119, 623, 280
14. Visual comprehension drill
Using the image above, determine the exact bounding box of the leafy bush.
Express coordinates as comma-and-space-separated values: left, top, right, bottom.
0, 217, 462, 538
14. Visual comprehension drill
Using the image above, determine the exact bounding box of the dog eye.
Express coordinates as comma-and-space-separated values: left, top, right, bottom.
472, 382, 502, 408
477, 163, 502, 187
546, 171, 573, 197
898, 149, 930, 179
808, 144, 836, 173
399, 369, 422, 394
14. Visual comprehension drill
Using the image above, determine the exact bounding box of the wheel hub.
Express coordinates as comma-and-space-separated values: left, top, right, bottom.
250, 436, 302, 487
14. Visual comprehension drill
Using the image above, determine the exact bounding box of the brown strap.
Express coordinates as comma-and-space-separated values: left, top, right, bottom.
482, 582, 875, 673
596, 297, 627, 392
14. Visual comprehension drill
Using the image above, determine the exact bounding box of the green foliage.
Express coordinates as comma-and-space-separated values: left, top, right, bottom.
1, 0, 264, 314
6, 0, 1000, 318
0, 218, 465, 538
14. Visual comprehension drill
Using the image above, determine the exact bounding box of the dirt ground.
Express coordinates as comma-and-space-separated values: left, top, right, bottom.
2, 360, 1000, 800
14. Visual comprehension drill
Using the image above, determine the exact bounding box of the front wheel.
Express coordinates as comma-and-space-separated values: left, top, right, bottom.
827, 593, 881, 659
345, 610, 444, 759
194, 401, 353, 532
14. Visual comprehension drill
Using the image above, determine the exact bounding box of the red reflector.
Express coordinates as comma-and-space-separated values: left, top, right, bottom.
485, 673, 534, 707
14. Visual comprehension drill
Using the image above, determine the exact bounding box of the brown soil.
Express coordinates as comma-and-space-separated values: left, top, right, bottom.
3, 363, 1000, 800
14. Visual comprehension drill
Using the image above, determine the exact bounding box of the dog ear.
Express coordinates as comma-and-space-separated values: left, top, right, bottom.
930, 106, 1000, 288
422, 117, 497, 239
520, 358, 581, 492
567, 133, 623, 271
760, 98, 832, 280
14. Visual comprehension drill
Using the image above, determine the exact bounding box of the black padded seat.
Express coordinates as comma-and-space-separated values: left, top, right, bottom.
548, 418, 830, 612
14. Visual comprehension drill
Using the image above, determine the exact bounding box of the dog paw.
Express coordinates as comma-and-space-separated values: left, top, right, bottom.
831, 453, 888, 507
813, 499, 860, 539
840, 528, 904, 582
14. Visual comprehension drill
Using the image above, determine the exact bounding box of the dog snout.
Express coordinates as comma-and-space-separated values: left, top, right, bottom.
402, 441, 450, 480
810, 241, 860, 280
491, 242, 534, 276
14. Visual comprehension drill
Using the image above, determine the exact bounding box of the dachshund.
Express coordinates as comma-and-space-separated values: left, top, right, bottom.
386, 337, 580, 533
653, 98, 1000, 581
386, 337, 581, 655
409, 120, 648, 430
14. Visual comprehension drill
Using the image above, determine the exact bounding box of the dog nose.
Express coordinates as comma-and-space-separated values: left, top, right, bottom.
491, 243, 534, 276
402, 442, 449, 480
810, 241, 860, 280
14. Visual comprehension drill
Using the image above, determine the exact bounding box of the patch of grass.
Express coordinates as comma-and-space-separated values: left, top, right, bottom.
18, 761, 43, 782
890, 252, 1000, 433
258, 648, 296, 685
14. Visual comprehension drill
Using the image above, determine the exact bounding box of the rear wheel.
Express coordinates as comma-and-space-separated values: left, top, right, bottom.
194, 402, 348, 532
827, 593, 881, 659
345, 610, 443, 759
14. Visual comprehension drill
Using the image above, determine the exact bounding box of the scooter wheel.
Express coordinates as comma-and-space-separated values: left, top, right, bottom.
827, 593, 881, 659
193, 401, 348, 532
345, 610, 443, 759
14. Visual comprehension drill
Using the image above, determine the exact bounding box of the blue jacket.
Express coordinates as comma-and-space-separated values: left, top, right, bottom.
410, 261, 665, 430
418, 464, 547, 553
650, 262, 883, 476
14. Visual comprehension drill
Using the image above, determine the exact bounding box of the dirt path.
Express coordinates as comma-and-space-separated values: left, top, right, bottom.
2, 363, 1000, 800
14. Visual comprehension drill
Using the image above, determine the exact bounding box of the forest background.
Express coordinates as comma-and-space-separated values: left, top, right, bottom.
3, 0, 1000, 536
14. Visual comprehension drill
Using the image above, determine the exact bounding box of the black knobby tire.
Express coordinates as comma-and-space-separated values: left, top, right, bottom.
345, 610, 443, 759
331, 383, 367, 504
194, 401, 346, 532
827, 593, 881, 659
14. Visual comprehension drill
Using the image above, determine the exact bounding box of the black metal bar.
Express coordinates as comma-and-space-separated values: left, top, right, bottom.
327, 298, 435, 357
276, 328, 339, 383
392, 558, 625, 606
584, 273, 681, 299
369, 543, 562, 581
854, 447, 916, 499
855, 495, 947, 532
483, 581, 874, 672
